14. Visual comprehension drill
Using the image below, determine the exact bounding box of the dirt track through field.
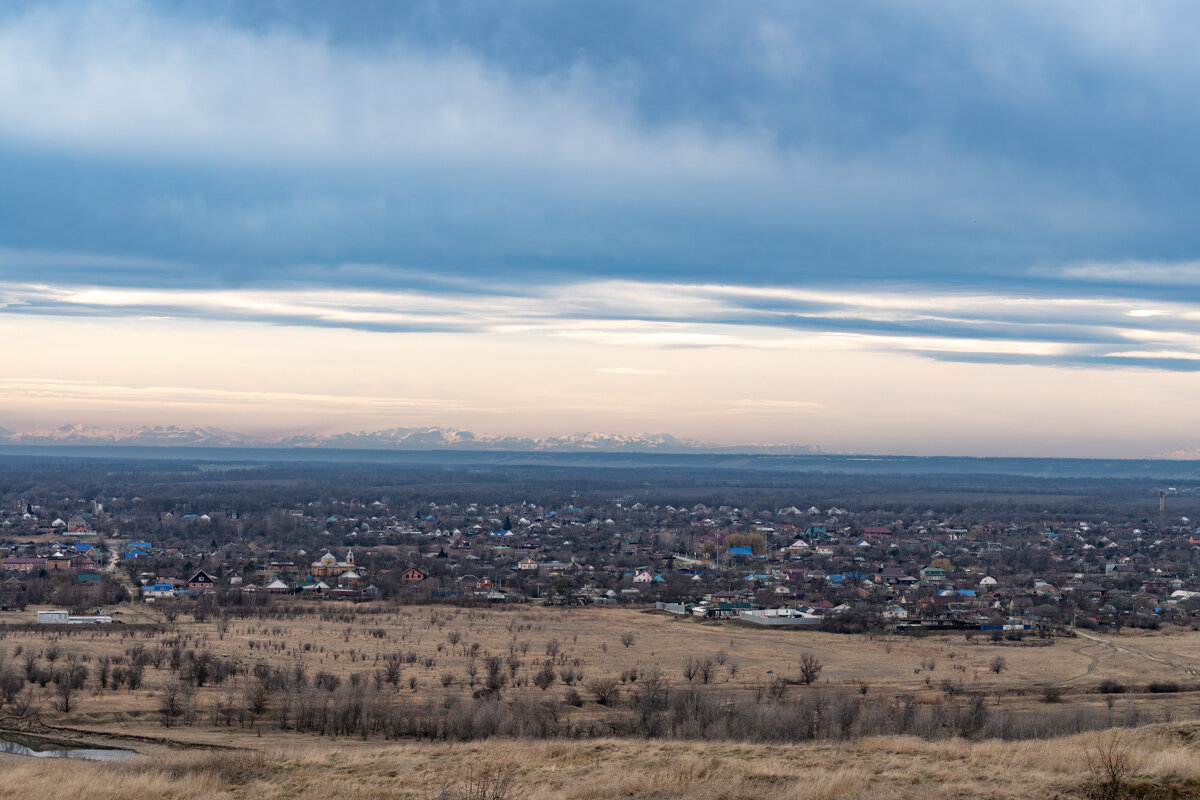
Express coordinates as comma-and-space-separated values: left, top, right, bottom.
1073, 629, 1200, 677
1050, 642, 1101, 686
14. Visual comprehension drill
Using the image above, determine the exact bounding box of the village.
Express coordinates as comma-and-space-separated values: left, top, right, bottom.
2, 485, 1196, 637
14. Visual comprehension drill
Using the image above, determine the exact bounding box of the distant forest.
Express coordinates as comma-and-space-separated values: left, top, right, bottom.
0, 449, 1192, 521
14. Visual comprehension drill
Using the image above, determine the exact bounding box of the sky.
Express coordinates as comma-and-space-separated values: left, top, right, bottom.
2, 0, 1200, 457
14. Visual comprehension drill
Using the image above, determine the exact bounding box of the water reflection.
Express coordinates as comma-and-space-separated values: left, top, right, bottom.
0, 732, 139, 761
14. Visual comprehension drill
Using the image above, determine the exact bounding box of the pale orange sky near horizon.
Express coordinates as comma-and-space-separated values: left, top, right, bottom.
2, 313, 1194, 458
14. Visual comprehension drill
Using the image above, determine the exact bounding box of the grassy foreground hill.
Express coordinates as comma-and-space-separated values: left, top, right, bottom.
3, 727, 1200, 800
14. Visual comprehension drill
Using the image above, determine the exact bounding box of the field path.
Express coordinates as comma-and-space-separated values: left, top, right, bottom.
102, 546, 159, 622
1049, 642, 1101, 686
1073, 629, 1200, 678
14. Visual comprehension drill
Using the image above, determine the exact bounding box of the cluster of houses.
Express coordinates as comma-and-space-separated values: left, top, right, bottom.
1, 544, 101, 575
136, 552, 383, 601
0, 541, 103, 589
4, 495, 1200, 631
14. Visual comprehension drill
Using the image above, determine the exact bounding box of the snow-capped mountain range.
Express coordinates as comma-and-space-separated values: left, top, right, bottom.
0, 424, 825, 454
1158, 447, 1200, 460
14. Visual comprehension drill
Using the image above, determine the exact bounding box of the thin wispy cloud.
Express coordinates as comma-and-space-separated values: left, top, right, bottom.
596, 367, 675, 376
2, 278, 1199, 370
0, 378, 470, 414
725, 399, 824, 415
1049, 261, 1200, 285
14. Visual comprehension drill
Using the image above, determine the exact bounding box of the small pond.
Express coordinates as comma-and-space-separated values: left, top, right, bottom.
0, 731, 140, 761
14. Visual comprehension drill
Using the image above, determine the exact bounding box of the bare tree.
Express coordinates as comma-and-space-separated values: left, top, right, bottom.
97, 657, 111, 690
68, 659, 88, 688
159, 681, 188, 727
483, 656, 507, 695
798, 652, 823, 685
620, 632, 635, 648
126, 661, 145, 691
54, 677, 76, 713
384, 653, 404, 686
634, 670, 667, 734
465, 658, 479, 687
989, 655, 1007, 674
245, 679, 272, 716
586, 677, 619, 705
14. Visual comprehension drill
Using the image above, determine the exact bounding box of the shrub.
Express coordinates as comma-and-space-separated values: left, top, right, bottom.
425, 763, 515, 800
0, 668, 23, 705
532, 661, 556, 691
1097, 680, 1125, 694
586, 677, 619, 705
1085, 731, 1137, 799
1147, 681, 1179, 693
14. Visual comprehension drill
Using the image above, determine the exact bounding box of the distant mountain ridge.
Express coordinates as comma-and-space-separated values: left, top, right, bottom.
0, 424, 826, 454
1158, 447, 1200, 460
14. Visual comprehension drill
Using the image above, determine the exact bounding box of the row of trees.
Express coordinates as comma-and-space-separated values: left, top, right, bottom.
145, 669, 1157, 744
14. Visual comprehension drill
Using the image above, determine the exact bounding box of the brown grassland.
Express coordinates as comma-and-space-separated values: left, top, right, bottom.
3, 729, 1200, 800
3, 603, 1200, 798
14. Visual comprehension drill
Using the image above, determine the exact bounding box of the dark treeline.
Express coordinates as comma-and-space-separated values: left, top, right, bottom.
169, 675, 1165, 744
0, 453, 1192, 517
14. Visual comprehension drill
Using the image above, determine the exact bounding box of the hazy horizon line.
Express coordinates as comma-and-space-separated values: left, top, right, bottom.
1, 421, 1198, 462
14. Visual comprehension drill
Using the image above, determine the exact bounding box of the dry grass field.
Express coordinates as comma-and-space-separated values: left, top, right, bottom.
2, 603, 1198, 710
3, 727, 1200, 800
5, 603, 1200, 798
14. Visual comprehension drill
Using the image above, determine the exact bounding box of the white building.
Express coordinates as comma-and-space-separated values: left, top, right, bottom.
38, 610, 113, 624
